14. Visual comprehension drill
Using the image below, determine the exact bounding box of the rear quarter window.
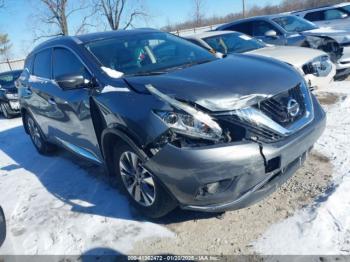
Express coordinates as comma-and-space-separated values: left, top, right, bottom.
305, 11, 324, 21
33, 49, 52, 79
226, 22, 253, 36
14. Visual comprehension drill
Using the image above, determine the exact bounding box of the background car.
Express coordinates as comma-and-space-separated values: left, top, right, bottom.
186, 31, 335, 90
216, 14, 350, 80
18, 29, 326, 218
0, 70, 22, 118
293, 3, 350, 31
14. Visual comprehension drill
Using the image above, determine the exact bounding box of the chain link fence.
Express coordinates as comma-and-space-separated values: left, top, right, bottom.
171, 24, 222, 37
0, 59, 25, 73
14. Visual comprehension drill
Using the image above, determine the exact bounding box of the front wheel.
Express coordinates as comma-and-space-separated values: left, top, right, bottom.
113, 143, 177, 218
24, 113, 56, 155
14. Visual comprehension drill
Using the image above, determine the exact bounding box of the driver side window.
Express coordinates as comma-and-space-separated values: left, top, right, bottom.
52, 48, 90, 80
252, 21, 280, 36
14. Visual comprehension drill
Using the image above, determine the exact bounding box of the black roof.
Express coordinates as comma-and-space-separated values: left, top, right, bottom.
291, 4, 336, 14
31, 28, 160, 54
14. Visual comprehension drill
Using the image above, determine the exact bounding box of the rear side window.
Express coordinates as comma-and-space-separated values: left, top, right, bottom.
33, 49, 52, 79
52, 48, 90, 79
305, 11, 324, 21
226, 22, 253, 35
324, 9, 348, 20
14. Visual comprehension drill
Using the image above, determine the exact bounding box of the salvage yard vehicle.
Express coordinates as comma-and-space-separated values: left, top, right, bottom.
0, 70, 21, 118
186, 31, 335, 90
18, 29, 326, 218
0, 206, 5, 248
216, 14, 350, 80
292, 3, 350, 31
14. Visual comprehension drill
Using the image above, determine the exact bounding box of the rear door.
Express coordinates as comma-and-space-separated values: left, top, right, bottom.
50, 47, 102, 163
26, 48, 60, 138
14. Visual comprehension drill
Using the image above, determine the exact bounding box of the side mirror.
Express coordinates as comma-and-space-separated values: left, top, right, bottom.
265, 30, 278, 38
55, 74, 88, 90
215, 52, 225, 58
0, 206, 6, 248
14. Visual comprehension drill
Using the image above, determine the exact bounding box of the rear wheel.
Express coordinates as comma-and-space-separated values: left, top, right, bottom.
0, 102, 13, 119
24, 113, 56, 155
113, 143, 177, 218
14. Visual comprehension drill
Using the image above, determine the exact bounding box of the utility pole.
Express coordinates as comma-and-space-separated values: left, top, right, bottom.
242, 0, 246, 17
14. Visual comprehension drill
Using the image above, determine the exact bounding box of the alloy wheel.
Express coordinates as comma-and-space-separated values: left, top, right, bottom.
119, 151, 156, 207
27, 117, 42, 149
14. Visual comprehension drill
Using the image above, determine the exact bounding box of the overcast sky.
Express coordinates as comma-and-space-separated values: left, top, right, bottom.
0, 0, 282, 59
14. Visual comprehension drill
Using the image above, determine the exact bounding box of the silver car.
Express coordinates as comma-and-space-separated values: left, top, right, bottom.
293, 3, 350, 31
186, 31, 336, 90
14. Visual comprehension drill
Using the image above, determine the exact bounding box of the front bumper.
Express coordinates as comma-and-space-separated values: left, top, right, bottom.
8, 99, 20, 112
145, 96, 326, 212
336, 46, 350, 70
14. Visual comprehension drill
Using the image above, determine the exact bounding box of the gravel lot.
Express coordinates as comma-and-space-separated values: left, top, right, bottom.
131, 151, 333, 255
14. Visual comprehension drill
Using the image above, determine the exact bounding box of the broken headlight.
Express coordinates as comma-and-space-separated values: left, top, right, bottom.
155, 111, 222, 141
309, 55, 332, 77
146, 84, 222, 141
5, 93, 18, 99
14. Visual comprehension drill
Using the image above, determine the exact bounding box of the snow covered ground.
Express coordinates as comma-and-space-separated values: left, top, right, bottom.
0, 81, 349, 256
254, 80, 350, 255
0, 117, 172, 255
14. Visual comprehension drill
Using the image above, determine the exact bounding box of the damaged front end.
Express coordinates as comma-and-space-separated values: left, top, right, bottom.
304, 35, 344, 64
140, 80, 325, 211
146, 80, 313, 153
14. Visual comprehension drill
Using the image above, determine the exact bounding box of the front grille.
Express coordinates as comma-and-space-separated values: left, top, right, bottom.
216, 84, 309, 143
254, 85, 306, 128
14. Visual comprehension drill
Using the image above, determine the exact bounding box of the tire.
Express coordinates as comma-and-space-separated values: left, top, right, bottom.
24, 113, 56, 155
0, 206, 5, 248
0, 102, 13, 119
112, 142, 177, 218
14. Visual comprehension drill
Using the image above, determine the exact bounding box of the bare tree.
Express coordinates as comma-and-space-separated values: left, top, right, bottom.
0, 33, 11, 59
94, 0, 148, 30
192, 0, 205, 27
33, 0, 94, 40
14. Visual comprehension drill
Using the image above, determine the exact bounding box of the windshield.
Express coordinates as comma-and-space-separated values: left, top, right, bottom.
85, 32, 216, 76
0, 71, 21, 87
203, 33, 265, 54
273, 15, 318, 32
341, 5, 350, 14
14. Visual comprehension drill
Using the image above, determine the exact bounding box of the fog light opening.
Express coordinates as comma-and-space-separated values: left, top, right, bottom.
197, 179, 232, 197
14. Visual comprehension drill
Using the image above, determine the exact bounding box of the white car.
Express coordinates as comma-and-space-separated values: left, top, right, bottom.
293, 3, 350, 31
186, 31, 336, 90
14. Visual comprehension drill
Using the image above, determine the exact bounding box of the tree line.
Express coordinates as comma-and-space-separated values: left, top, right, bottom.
163, 0, 350, 32
0, 0, 350, 59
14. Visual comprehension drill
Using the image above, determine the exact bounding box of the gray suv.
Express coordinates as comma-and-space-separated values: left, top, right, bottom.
18, 29, 326, 218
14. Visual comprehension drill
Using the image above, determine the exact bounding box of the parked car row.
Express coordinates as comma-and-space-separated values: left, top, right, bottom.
0, 70, 21, 118
2, 4, 348, 218
215, 13, 350, 80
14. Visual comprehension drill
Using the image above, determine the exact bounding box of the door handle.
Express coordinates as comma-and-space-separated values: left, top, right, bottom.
48, 97, 56, 105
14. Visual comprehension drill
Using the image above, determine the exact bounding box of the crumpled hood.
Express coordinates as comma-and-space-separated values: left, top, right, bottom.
124, 54, 302, 111
302, 28, 350, 44
248, 46, 326, 68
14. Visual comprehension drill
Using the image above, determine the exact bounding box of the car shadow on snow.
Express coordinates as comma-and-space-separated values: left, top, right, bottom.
0, 125, 220, 224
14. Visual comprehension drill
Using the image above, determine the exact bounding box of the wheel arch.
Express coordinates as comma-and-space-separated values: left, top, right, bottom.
101, 127, 148, 176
